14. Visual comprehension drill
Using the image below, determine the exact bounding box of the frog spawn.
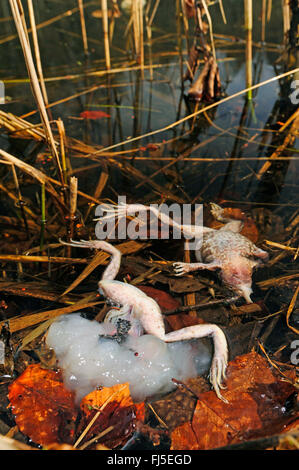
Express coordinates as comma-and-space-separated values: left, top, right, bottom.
46, 313, 213, 403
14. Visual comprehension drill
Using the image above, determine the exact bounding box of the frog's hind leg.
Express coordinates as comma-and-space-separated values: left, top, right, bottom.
164, 324, 228, 402
59, 239, 121, 281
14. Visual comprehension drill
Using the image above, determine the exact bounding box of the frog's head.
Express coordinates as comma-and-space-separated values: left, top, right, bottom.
220, 257, 257, 303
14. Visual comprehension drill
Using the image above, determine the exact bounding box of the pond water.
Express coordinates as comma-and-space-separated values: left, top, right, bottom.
0, 0, 298, 213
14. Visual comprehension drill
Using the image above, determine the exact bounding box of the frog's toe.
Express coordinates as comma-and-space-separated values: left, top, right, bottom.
173, 262, 189, 276
209, 355, 228, 403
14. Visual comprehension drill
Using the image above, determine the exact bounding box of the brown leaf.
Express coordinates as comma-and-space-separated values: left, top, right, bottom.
138, 286, 181, 313
171, 351, 297, 450
8, 364, 77, 446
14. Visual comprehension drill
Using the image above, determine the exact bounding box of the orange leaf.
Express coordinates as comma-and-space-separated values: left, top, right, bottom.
78, 383, 138, 448
80, 383, 133, 415
209, 207, 259, 243
171, 351, 297, 450
135, 402, 146, 422
8, 364, 77, 446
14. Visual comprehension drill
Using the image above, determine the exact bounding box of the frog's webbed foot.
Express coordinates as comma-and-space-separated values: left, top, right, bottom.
173, 262, 192, 276
95, 203, 145, 222
59, 238, 112, 251
173, 261, 220, 276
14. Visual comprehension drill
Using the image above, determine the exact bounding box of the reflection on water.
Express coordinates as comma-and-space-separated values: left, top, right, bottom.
0, 0, 297, 217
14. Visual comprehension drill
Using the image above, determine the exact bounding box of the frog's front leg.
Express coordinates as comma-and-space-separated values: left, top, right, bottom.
173, 261, 221, 276
164, 324, 228, 402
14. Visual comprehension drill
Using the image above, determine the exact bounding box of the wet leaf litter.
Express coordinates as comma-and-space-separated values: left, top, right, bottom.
0, 0, 298, 451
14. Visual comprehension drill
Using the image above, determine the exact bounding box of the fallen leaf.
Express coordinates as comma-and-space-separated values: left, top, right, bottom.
138, 285, 204, 331
171, 351, 298, 450
168, 277, 205, 294
80, 110, 111, 120
8, 364, 77, 446
78, 383, 143, 449
138, 285, 181, 313
208, 207, 259, 243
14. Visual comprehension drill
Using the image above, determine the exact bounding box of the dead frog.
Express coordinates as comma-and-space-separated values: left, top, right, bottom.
99, 202, 269, 303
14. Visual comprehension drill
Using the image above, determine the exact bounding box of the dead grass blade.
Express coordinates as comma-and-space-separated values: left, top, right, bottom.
0, 300, 102, 334
286, 285, 299, 335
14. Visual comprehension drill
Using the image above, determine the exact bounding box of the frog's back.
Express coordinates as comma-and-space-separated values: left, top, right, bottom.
200, 230, 255, 264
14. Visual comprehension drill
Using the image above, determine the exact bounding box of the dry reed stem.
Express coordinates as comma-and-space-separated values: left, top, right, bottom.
282, 0, 290, 44
0, 301, 102, 334
201, 0, 216, 60
286, 285, 299, 335
69, 176, 78, 217
9, 0, 64, 185
78, 426, 114, 450
56, 118, 68, 183
261, 0, 267, 42
0, 254, 88, 264
74, 385, 127, 448
27, 0, 49, 106
267, 0, 272, 21
244, 0, 252, 99
138, 0, 145, 77
0, 148, 47, 184
183, 240, 198, 320
101, 0, 111, 69
257, 109, 299, 179
218, 0, 227, 24
78, 0, 88, 55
